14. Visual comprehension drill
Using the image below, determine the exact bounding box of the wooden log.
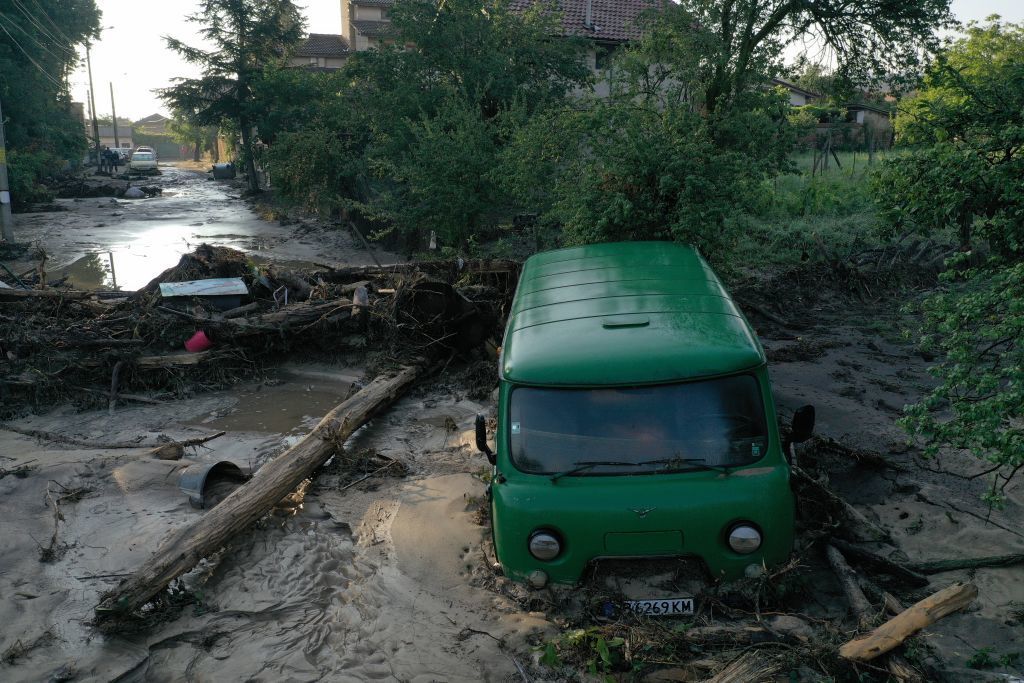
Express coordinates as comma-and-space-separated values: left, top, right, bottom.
701, 652, 782, 683
827, 544, 874, 628
0, 288, 90, 301
907, 553, 1024, 574
314, 258, 519, 282
830, 539, 930, 586
134, 351, 221, 368
839, 582, 978, 662
221, 302, 259, 319
221, 300, 352, 333
95, 365, 423, 617
792, 466, 889, 542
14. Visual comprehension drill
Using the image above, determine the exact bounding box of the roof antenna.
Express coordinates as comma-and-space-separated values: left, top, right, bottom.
584, 0, 593, 30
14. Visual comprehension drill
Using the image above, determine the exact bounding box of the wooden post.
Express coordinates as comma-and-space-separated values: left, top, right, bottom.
96, 365, 424, 617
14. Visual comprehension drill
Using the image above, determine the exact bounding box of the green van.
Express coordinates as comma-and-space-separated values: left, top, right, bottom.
476, 241, 812, 593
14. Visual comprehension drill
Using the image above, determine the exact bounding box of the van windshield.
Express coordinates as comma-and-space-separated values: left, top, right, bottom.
508, 376, 769, 475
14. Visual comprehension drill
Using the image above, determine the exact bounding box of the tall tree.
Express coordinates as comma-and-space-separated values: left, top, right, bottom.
160, 0, 304, 192
660, 0, 955, 114
876, 20, 1024, 502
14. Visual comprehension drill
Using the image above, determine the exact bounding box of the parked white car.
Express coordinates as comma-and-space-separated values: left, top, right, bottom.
130, 150, 158, 172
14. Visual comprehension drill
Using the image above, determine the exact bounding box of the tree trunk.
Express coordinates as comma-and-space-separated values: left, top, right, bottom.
95, 365, 424, 618
193, 139, 201, 162
238, 116, 259, 193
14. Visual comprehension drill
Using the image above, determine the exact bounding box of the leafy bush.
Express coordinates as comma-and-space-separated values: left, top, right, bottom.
7, 149, 58, 211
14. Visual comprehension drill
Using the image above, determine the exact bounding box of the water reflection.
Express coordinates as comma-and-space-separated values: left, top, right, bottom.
62, 252, 111, 289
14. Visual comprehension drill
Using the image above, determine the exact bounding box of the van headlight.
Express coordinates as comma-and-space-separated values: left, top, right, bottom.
528, 530, 562, 561
727, 524, 762, 554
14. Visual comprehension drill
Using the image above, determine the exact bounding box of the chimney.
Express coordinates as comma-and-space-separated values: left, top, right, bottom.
584, 0, 593, 30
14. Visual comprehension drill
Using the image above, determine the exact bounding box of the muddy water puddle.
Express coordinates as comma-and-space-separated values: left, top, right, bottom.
193, 368, 358, 435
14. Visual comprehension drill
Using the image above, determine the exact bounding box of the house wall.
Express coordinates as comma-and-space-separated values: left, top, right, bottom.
788, 91, 809, 106
288, 56, 348, 69
100, 136, 133, 149
354, 6, 385, 20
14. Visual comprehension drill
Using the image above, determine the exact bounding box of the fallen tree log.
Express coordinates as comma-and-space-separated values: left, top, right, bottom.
830, 539, 930, 586
95, 364, 424, 618
907, 553, 1024, 574
314, 258, 519, 282
826, 544, 874, 628
0, 288, 91, 301
839, 582, 978, 662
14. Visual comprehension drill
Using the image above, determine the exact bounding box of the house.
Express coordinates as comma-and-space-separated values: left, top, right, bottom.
289, 33, 351, 69
134, 113, 170, 135
845, 102, 893, 148
341, 0, 396, 51
98, 126, 133, 150
771, 78, 820, 106
510, 0, 658, 97
339, 0, 657, 96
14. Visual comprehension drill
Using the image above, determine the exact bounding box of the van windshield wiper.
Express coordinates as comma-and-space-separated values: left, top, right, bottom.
549, 458, 730, 483
549, 461, 638, 482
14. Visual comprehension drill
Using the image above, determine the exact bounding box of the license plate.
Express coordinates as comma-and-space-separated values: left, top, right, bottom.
626, 597, 694, 616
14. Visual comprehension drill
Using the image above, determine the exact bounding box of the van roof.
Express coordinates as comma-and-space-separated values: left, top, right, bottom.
501, 242, 765, 386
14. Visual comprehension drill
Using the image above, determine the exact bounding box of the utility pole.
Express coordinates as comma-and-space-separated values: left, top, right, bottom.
109, 82, 119, 150
86, 42, 101, 168
0, 95, 15, 242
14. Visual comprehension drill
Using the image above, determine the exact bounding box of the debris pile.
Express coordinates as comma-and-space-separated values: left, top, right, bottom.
0, 244, 516, 417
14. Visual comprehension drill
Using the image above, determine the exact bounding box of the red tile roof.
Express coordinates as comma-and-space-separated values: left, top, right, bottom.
508, 0, 660, 43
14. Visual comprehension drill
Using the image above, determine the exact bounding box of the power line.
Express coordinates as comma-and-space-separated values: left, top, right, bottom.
0, 15, 65, 89
25, 0, 75, 47
9, 0, 75, 55
0, 9, 70, 63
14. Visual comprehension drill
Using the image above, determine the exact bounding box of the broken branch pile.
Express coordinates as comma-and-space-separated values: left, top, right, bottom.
0, 244, 513, 416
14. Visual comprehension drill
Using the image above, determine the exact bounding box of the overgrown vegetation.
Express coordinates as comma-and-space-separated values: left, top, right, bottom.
875, 19, 1024, 502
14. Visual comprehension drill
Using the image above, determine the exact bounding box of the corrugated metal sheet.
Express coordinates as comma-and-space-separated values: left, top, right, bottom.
159, 278, 248, 298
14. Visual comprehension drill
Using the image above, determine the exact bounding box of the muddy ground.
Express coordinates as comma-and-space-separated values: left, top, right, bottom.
1, 174, 1022, 682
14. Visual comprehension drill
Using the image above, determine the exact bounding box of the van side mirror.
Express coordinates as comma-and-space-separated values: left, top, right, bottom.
790, 405, 815, 444
475, 414, 495, 465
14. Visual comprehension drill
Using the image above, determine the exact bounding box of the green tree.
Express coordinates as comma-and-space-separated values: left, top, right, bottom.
876, 20, 1024, 500
502, 3, 796, 262
0, 0, 101, 209
160, 0, 304, 192
264, 0, 590, 248
667, 0, 955, 114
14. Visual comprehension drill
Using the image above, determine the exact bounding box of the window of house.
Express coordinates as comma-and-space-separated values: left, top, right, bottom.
595, 45, 617, 72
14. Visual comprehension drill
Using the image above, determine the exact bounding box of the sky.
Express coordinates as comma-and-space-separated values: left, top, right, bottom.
71, 0, 1024, 122
70, 0, 342, 121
